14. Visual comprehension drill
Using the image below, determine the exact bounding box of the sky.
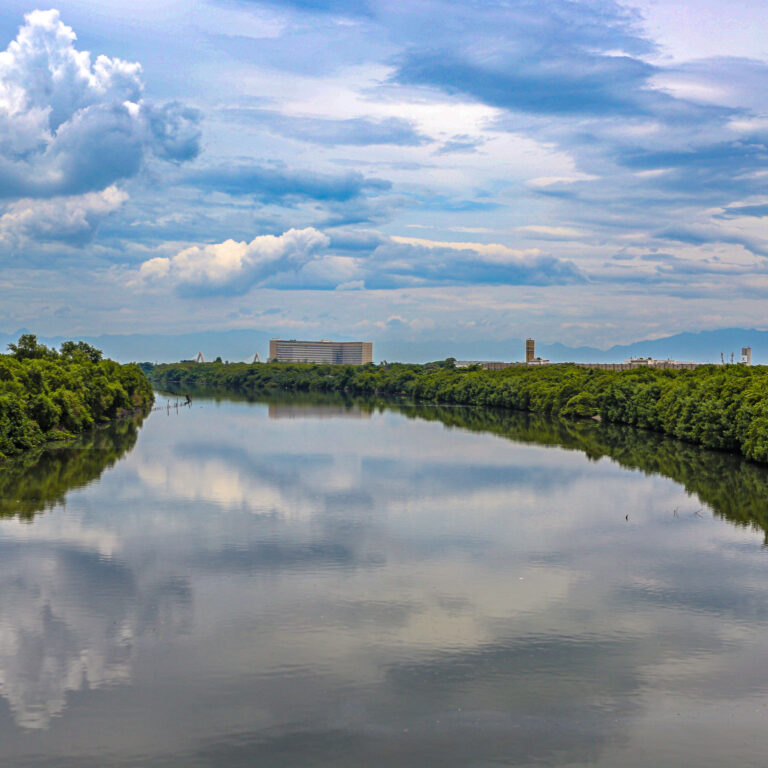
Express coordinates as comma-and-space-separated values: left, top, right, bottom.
0, 0, 767, 355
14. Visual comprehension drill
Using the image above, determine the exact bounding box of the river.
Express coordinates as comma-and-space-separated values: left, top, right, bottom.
1, 392, 768, 767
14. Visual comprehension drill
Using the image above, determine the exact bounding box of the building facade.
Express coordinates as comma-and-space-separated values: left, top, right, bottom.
269, 339, 373, 364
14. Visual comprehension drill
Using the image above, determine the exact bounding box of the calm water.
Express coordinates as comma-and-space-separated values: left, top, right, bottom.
2, 394, 768, 767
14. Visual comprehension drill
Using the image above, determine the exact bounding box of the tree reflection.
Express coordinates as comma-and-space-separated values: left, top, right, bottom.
162, 383, 768, 541
0, 409, 148, 520
396, 404, 768, 543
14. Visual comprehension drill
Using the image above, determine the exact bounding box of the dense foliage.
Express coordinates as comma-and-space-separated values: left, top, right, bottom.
0, 334, 153, 458
149, 358, 768, 463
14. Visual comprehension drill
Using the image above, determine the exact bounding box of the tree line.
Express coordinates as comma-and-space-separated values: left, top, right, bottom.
147, 358, 768, 463
0, 334, 154, 458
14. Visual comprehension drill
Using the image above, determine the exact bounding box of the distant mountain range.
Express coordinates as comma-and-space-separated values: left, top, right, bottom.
375, 328, 766, 364
537, 329, 761, 365
0, 327, 764, 365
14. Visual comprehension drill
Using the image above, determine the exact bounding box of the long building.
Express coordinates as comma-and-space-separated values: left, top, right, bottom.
268, 338, 373, 364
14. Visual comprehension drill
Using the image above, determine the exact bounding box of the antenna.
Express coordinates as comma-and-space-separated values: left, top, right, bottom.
720, 352, 724, 365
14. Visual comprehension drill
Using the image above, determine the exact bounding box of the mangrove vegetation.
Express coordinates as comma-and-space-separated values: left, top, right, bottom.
0, 334, 153, 458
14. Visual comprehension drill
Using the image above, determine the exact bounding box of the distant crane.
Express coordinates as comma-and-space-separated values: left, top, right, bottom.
196, 352, 205, 363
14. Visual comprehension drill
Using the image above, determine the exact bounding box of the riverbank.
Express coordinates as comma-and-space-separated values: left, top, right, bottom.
0, 335, 154, 459
147, 359, 768, 463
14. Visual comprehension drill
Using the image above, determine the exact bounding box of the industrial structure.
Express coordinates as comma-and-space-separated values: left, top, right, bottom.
455, 360, 517, 370
526, 338, 535, 363
457, 358, 700, 371
454, 338, 722, 371
576, 358, 698, 371
457, 338, 549, 369
268, 338, 373, 364
189, 337, 755, 369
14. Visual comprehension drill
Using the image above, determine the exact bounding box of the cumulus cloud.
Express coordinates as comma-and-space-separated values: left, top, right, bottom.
139, 227, 331, 295
0, 9, 201, 199
0, 185, 127, 247
138, 227, 583, 295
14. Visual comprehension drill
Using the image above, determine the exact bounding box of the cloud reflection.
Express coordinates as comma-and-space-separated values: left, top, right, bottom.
1, 398, 768, 766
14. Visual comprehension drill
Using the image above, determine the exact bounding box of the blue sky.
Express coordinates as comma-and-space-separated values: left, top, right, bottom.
0, 0, 767, 353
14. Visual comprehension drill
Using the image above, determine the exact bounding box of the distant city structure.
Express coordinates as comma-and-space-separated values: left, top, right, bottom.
455, 361, 516, 370
525, 338, 550, 365
456, 357, 696, 371
268, 338, 373, 364
741, 347, 753, 365
526, 338, 535, 363
455, 338, 708, 371
579, 357, 698, 371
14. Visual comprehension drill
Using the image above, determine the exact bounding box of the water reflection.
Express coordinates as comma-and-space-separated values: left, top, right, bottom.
268, 403, 372, 420
0, 410, 148, 520
1, 395, 768, 766
398, 404, 768, 543
171, 388, 768, 541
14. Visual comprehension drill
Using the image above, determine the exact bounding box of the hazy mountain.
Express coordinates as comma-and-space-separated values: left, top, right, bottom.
0, 328, 764, 365
383, 329, 764, 364
540, 328, 763, 365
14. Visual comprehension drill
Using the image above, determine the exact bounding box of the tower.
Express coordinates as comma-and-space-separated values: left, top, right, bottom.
741, 347, 752, 365
526, 338, 535, 363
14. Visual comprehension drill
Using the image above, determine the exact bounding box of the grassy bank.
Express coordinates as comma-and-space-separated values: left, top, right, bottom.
147, 358, 768, 463
0, 335, 153, 459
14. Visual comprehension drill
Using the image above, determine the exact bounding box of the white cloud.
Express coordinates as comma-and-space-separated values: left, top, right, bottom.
517, 225, 587, 240
0, 9, 200, 199
139, 227, 331, 295
0, 185, 127, 246
390, 235, 542, 263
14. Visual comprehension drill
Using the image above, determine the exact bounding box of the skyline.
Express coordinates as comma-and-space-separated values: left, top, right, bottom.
1, 326, 765, 365
1, 1, 768, 355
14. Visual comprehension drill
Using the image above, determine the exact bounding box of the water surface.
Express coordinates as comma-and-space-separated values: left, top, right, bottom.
1, 395, 768, 767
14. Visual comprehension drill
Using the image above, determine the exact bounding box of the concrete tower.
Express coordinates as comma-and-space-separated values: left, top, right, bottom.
741, 347, 752, 365
526, 338, 535, 363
